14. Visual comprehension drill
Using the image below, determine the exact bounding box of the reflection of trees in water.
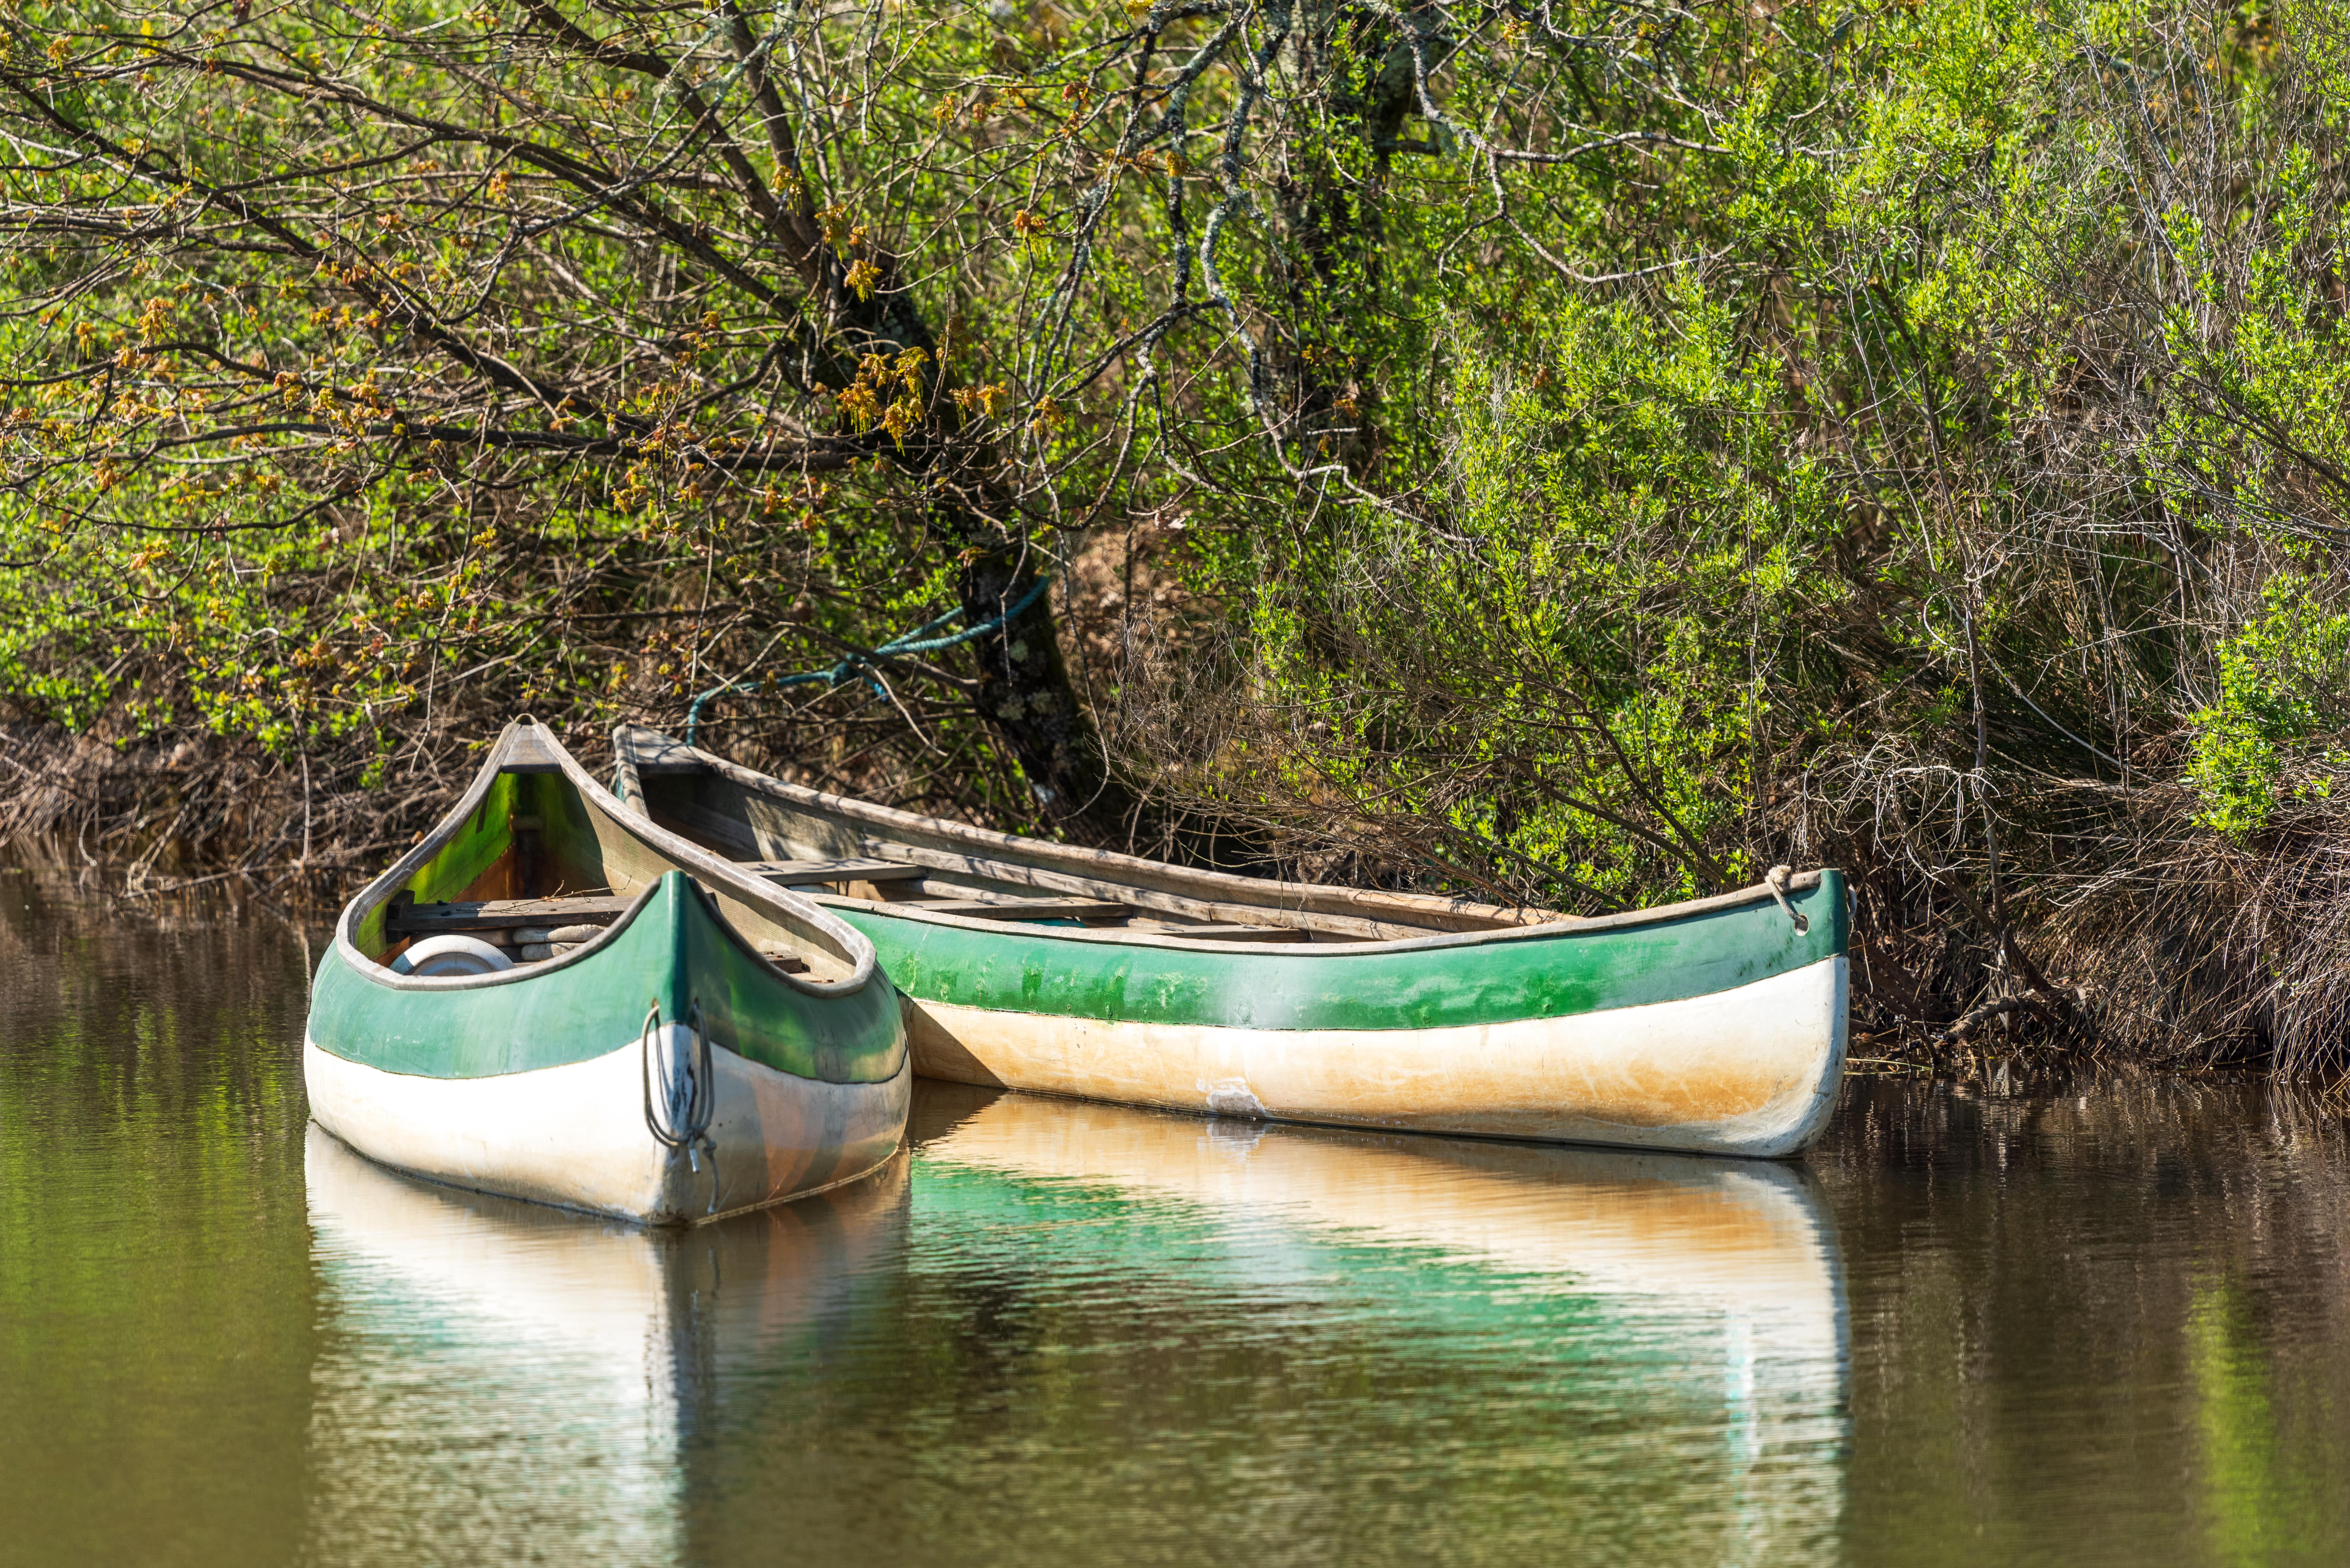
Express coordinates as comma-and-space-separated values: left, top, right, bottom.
1822, 1074, 2350, 1565
0, 873, 312, 1137
0, 879, 317, 1565
26, 888, 2350, 1568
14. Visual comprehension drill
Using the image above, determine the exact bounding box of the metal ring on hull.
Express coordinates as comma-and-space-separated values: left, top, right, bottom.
641, 1000, 716, 1169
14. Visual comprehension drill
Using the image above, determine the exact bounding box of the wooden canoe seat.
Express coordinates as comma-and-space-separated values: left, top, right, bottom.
386, 894, 811, 973
389, 895, 629, 936
912, 897, 1135, 922
744, 856, 927, 885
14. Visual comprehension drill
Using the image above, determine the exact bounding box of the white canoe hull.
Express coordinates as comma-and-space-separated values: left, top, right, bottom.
906, 954, 1848, 1158
306, 1029, 911, 1225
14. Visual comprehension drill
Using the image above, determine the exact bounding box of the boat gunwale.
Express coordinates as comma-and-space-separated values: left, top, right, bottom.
804, 875, 1828, 958
332, 719, 884, 999
614, 727, 1834, 960
314, 868, 908, 1083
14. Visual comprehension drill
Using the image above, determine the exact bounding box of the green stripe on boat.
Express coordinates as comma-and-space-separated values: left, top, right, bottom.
841, 872, 1845, 1033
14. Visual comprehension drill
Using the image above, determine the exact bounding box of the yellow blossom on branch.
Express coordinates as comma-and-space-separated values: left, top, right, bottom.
952, 381, 1013, 418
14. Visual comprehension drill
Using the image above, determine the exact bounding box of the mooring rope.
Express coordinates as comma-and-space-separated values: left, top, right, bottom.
682, 577, 1053, 746
1764, 865, 1811, 934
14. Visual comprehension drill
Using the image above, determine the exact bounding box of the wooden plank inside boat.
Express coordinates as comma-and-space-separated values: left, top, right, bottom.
861, 839, 1427, 940
616, 723, 1554, 935
909, 897, 1137, 922
387, 894, 627, 934
745, 856, 928, 885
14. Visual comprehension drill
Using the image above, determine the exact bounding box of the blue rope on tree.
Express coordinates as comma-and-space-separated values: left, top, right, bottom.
682, 576, 1053, 746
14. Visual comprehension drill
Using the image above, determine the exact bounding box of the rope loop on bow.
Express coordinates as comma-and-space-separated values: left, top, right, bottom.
1764, 865, 1810, 934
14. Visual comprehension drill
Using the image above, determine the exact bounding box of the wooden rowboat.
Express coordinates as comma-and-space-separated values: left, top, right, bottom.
304, 719, 909, 1224
613, 725, 1848, 1158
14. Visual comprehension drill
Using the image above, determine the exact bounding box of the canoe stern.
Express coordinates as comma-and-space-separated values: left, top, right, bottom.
306, 871, 909, 1223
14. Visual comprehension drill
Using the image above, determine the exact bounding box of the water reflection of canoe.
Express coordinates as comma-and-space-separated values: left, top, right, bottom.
615, 725, 1849, 1157
301, 1123, 908, 1564
305, 719, 908, 1224
916, 1081, 1847, 1398
303, 1091, 1845, 1564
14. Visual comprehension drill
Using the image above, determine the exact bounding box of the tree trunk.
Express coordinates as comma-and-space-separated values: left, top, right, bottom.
955, 547, 1139, 840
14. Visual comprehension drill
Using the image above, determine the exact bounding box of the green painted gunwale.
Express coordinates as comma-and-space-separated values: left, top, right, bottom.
312, 871, 906, 1083
315, 721, 903, 1087
839, 871, 1845, 1034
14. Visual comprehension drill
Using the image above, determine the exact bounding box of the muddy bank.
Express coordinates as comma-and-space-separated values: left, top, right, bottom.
0, 721, 586, 899
7, 717, 2348, 1086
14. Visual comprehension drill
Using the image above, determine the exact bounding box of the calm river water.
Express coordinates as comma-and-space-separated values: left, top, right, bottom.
6, 872, 2350, 1566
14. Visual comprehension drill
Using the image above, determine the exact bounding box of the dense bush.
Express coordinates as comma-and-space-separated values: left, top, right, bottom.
8, 0, 2350, 1069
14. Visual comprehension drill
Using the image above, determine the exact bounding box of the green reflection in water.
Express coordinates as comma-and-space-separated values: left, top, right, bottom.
0, 874, 318, 1565
681, 1086, 1848, 1568
298, 1084, 1847, 1567
2190, 1277, 2338, 1567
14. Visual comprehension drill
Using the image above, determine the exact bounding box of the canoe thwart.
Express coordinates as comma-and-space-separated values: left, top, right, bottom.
857, 838, 1427, 940
387, 893, 629, 935
904, 896, 1139, 922
745, 856, 927, 885
386, 893, 817, 981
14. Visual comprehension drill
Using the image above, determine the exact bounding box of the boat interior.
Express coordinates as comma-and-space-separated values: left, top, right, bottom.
352, 736, 842, 979
614, 726, 1564, 948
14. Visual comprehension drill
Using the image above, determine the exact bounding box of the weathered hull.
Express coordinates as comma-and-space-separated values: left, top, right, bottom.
613, 724, 1850, 1159
305, 1030, 910, 1225
305, 721, 909, 1224
901, 956, 1844, 1156
851, 878, 1846, 1158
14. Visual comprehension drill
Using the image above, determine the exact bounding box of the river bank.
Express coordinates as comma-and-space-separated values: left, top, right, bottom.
6, 717, 2343, 1085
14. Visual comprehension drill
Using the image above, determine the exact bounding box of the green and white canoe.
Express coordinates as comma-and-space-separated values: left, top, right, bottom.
613, 726, 1848, 1158
305, 719, 909, 1224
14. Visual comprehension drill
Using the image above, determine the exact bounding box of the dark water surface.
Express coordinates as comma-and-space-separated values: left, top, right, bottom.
6, 878, 2350, 1566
